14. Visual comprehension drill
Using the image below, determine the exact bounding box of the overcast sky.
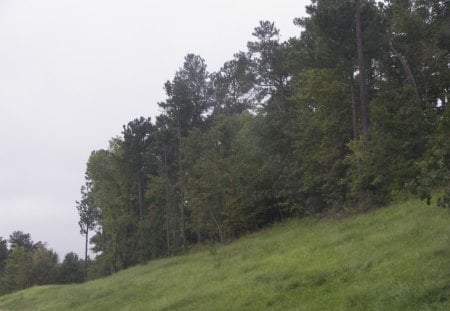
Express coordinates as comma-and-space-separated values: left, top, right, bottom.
0, 0, 308, 259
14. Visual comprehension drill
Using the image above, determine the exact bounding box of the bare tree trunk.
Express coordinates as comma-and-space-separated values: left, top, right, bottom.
355, 0, 369, 140
84, 229, 88, 281
113, 237, 118, 273
164, 147, 171, 257
138, 174, 143, 222
177, 109, 186, 252
137, 171, 144, 262
208, 209, 223, 243
390, 43, 422, 101
350, 73, 358, 140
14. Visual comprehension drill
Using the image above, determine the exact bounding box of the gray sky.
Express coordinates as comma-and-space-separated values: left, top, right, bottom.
0, 0, 308, 259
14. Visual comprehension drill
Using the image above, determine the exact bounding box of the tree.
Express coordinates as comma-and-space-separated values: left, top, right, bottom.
30, 243, 58, 285
85, 146, 138, 271
285, 68, 354, 212
160, 54, 212, 132
59, 252, 84, 284
0, 237, 8, 280
159, 54, 213, 252
211, 52, 256, 116
247, 21, 291, 111
8, 231, 36, 253
183, 113, 276, 242
120, 117, 156, 262
344, 0, 448, 205
415, 104, 450, 206
85, 130, 157, 272
76, 182, 98, 280
149, 119, 181, 257
0, 237, 7, 265
383, 0, 449, 105
2, 247, 32, 293
295, 0, 386, 140
355, 0, 369, 139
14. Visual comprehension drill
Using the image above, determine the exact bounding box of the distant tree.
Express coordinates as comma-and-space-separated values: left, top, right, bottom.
59, 252, 84, 284
76, 182, 98, 280
8, 231, 36, 253
30, 243, 59, 285
0, 237, 7, 275
0, 238, 8, 293
2, 247, 32, 292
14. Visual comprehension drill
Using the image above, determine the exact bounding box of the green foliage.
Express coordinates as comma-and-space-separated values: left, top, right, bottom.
211, 52, 256, 116
0, 238, 7, 275
347, 86, 431, 205
8, 231, 36, 253
2, 247, 32, 293
72, 0, 449, 281
1, 0, 447, 300
0, 235, 62, 295
76, 184, 98, 236
30, 244, 59, 286
59, 253, 84, 284
85, 144, 144, 270
296, 0, 385, 70
247, 20, 291, 108
1, 199, 449, 310
287, 68, 353, 212
384, 0, 450, 104
415, 105, 450, 206
437, 192, 450, 209
160, 53, 212, 131
183, 114, 270, 242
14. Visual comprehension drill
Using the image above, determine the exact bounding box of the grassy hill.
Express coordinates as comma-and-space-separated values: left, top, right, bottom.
0, 198, 449, 310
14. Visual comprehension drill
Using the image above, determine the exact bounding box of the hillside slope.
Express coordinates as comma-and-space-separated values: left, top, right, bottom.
0, 198, 449, 310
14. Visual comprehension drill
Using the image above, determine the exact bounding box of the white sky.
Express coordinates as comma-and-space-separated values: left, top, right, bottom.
0, 0, 308, 259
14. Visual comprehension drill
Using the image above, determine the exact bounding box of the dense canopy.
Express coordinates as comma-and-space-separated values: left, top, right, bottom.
74, 0, 449, 278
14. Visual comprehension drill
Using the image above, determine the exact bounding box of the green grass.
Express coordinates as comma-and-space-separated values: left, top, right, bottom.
0, 198, 449, 310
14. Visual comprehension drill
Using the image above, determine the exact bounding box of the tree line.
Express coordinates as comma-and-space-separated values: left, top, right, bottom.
0, 231, 85, 294
1, 0, 448, 293
76, 0, 448, 278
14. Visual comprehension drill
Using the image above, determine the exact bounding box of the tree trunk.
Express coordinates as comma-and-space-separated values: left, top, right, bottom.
84, 229, 88, 281
177, 109, 186, 252
350, 73, 358, 140
355, 0, 369, 139
113, 235, 118, 273
209, 209, 223, 243
164, 147, 171, 257
137, 171, 144, 262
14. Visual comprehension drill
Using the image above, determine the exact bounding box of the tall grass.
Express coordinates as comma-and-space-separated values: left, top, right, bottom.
0, 198, 449, 310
